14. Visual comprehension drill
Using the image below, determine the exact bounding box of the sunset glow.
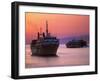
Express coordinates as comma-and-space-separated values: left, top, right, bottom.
25, 12, 89, 44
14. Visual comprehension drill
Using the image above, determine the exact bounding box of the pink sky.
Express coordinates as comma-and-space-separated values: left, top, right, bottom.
25, 13, 89, 44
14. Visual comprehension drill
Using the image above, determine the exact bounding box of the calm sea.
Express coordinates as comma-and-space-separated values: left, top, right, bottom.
25, 44, 89, 68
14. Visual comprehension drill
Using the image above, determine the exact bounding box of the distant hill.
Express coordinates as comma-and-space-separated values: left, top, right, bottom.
59, 35, 89, 44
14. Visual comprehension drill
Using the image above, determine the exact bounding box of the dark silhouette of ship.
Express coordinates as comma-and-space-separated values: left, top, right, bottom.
66, 39, 87, 48
31, 21, 59, 56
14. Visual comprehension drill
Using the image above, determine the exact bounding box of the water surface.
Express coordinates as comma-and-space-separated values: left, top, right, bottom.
25, 44, 89, 68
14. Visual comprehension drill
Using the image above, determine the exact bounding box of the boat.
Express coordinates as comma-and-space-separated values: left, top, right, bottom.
30, 21, 59, 56
66, 39, 87, 48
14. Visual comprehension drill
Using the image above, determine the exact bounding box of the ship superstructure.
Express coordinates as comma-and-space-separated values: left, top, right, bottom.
31, 21, 59, 56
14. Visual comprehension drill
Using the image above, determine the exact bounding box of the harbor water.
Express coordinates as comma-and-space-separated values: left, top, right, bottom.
25, 44, 89, 68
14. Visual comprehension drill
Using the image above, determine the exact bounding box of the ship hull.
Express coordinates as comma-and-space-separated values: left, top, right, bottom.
66, 45, 83, 48
31, 44, 59, 56
66, 40, 87, 48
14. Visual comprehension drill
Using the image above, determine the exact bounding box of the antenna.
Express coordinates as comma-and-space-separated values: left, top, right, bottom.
46, 20, 48, 36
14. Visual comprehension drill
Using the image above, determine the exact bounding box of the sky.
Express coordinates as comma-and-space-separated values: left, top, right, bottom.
25, 12, 89, 44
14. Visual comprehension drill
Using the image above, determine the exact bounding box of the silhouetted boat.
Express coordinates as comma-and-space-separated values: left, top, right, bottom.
31, 21, 59, 56
66, 39, 87, 48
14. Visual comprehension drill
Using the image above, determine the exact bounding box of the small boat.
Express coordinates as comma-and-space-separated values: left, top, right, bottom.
66, 39, 87, 48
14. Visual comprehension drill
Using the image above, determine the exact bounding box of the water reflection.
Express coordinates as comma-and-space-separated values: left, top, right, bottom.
25, 44, 89, 68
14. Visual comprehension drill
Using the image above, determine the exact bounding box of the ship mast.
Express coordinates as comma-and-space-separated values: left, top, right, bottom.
46, 20, 49, 36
